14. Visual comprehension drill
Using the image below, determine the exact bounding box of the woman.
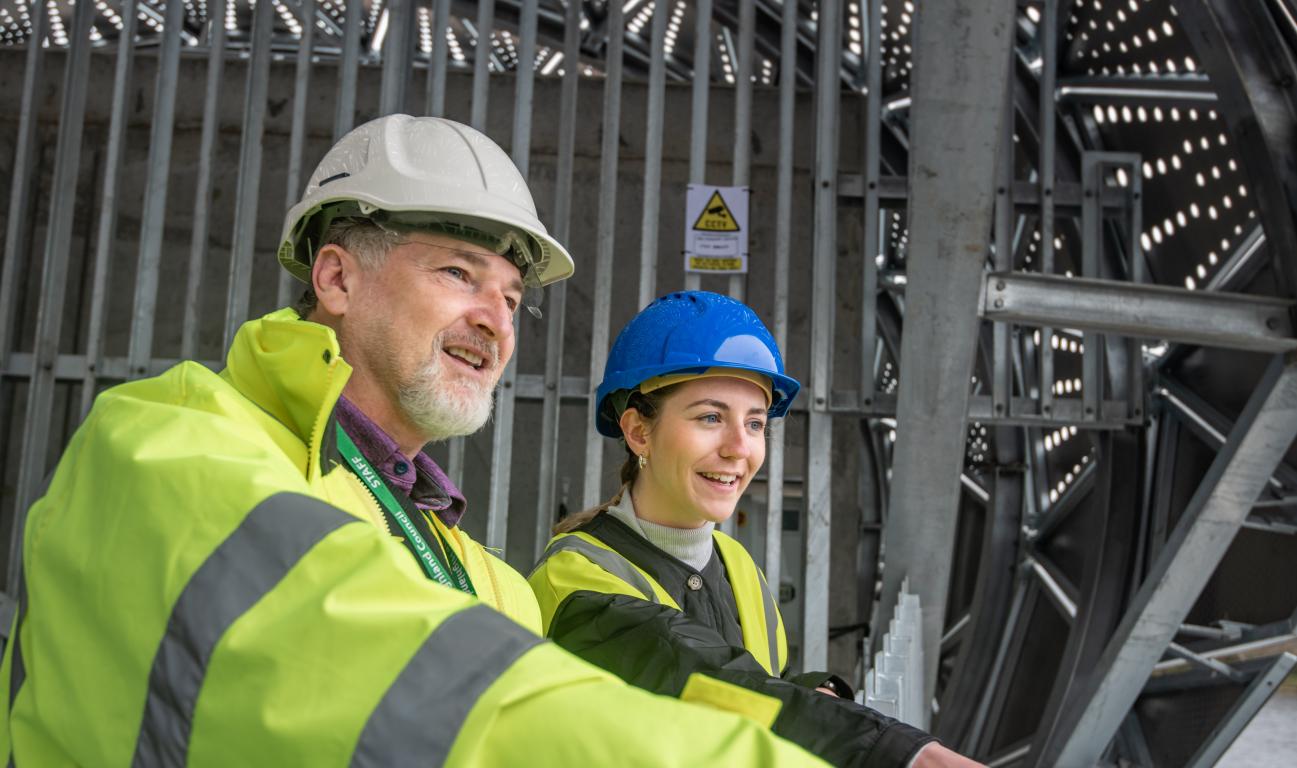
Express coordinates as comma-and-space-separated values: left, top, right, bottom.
529, 291, 965, 768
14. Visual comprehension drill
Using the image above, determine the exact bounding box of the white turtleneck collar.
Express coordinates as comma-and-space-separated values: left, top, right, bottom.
605, 488, 716, 572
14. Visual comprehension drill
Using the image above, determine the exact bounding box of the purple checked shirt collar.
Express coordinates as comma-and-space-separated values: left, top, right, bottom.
334, 395, 467, 528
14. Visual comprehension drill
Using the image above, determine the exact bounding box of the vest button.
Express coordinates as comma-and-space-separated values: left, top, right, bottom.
687, 574, 703, 591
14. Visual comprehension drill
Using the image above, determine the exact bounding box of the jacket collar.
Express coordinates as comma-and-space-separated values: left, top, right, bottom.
221, 308, 352, 482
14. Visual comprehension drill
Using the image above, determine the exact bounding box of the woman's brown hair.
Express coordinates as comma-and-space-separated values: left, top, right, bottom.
551, 386, 675, 535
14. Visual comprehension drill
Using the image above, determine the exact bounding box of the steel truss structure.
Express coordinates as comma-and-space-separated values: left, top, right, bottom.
1, 1, 1296, 765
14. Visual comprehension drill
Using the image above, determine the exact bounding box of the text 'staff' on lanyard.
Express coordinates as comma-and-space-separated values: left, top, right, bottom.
335, 424, 476, 596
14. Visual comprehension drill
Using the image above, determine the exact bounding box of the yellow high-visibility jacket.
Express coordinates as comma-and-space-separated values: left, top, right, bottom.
530, 503, 934, 767
532, 504, 787, 676
0, 308, 826, 766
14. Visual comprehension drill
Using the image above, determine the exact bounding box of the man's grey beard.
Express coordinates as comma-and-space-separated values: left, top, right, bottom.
397, 331, 501, 442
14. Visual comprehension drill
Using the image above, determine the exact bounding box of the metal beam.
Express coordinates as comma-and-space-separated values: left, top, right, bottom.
802, 0, 843, 674
380, 0, 416, 115
469, 0, 496, 131
636, 0, 669, 309
1165, 641, 1247, 683
279, 0, 317, 310
838, 174, 1132, 213
0, 0, 48, 372
9, 0, 97, 589
223, 0, 275, 350
1051, 352, 1297, 767
532, 0, 581, 562
983, 272, 1297, 353
878, 0, 1017, 705
580, 0, 625, 510
1184, 653, 1297, 768
1055, 75, 1217, 105
84, 0, 141, 414
764, 0, 798, 586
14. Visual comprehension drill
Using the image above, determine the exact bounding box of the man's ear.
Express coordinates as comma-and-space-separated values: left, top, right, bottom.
312, 243, 359, 317
620, 408, 651, 457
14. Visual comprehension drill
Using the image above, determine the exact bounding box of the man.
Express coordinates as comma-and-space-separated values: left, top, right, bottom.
0, 115, 967, 766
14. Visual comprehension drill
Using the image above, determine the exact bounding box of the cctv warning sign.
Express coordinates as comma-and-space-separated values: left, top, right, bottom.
692, 190, 741, 232
685, 185, 749, 274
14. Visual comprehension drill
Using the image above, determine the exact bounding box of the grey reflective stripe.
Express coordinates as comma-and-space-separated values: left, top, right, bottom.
758, 571, 781, 673
351, 603, 541, 766
532, 535, 661, 604
132, 492, 355, 767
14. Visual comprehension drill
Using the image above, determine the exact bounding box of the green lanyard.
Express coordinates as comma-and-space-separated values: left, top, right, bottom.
335, 423, 476, 596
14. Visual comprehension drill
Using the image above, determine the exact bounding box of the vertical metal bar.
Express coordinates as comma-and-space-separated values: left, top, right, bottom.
127, 0, 187, 378
223, 0, 276, 350
1038, 0, 1057, 420
860, 0, 882, 411
279, 0, 317, 311
445, 0, 471, 485
534, 0, 581, 561
11, 0, 97, 582
992, 44, 1014, 419
483, 0, 539, 553
684, 0, 713, 293
878, 0, 1016, 703
967, 578, 1029, 755
638, 1, 669, 310
803, 0, 843, 674
334, 0, 363, 141
511, 0, 539, 177
1128, 164, 1145, 421
444, 437, 465, 488
181, 6, 229, 361
82, 0, 140, 416
470, 0, 496, 131
426, 0, 450, 117
1184, 653, 1297, 768
765, 0, 798, 587
1080, 155, 1103, 422
0, 1, 48, 369
725, 0, 755, 305
380, 0, 415, 115
581, 0, 626, 510
715, 0, 755, 539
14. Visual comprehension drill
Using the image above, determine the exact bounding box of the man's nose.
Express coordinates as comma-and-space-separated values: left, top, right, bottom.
468, 288, 515, 341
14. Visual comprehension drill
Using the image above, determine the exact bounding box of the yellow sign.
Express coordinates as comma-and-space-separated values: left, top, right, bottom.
692, 190, 741, 232
689, 256, 744, 271
684, 184, 748, 275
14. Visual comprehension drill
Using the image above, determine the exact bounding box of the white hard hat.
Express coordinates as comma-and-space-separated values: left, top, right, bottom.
279, 114, 574, 287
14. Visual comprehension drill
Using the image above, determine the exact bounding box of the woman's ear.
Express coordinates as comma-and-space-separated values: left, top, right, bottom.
620, 408, 651, 457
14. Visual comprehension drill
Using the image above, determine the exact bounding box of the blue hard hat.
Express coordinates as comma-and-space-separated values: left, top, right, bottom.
595, 291, 801, 437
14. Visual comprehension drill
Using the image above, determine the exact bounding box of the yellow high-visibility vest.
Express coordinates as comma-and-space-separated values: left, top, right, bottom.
0, 308, 826, 767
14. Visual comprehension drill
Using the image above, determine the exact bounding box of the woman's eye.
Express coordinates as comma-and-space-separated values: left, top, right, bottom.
699, 413, 721, 424
748, 420, 766, 432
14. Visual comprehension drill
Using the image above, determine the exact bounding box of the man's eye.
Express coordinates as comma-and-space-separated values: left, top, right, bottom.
506, 296, 520, 312
444, 266, 467, 280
